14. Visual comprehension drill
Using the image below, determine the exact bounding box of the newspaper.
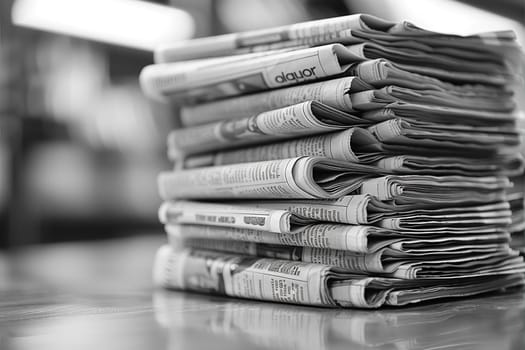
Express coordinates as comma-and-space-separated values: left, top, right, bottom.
332, 273, 525, 307
153, 245, 337, 306
168, 101, 371, 157
361, 102, 518, 127
158, 157, 385, 200
359, 175, 510, 203
347, 58, 515, 93
181, 129, 523, 177
180, 77, 372, 127
158, 157, 511, 202
350, 86, 515, 112
158, 200, 314, 234
140, 44, 365, 103
141, 41, 517, 104
165, 223, 511, 254
367, 119, 520, 154
166, 223, 401, 253
374, 154, 524, 177
178, 58, 511, 128
153, 13, 520, 66
154, 14, 395, 62
338, 42, 513, 78
175, 237, 517, 276
180, 128, 382, 166
233, 197, 512, 225
154, 245, 525, 307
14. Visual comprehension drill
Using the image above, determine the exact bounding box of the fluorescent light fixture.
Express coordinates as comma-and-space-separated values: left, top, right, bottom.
12, 0, 195, 51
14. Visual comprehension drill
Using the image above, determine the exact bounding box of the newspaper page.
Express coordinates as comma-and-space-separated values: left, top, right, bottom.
165, 223, 398, 253
159, 157, 510, 202
166, 220, 510, 254
141, 42, 513, 104
181, 128, 383, 167
154, 14, 394, 62
181, 137, 522, 177
158, 157, 384, 200
346, 26, 522, 72
359, 175, 510, 203
175, 239, 385, 273
375, 154, 525, 177
153, 245, 339, 306
340, 42, 512, 77
179, 77, 371, 127
178, 58, 511, 127
235, 195, 398, 224
361, 102, 518, 126
141, 44, 364, 103
168, 101, 370, 157
154, 13, 520, 68
235, 197, 511, 225
368, 118, 520, 146
367, 119, 519, 156
175, 236, 516, 275
159, 200, 316, 234
347, 58, 513, 93
388, 250, 525, 279
350, 86, 515, 112
332, 273, 525, 307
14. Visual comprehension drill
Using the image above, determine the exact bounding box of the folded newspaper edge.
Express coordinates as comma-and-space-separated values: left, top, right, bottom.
159, 200, 314, 234
154, 14, 394, 62
158, 157, 387, 200
178, 127, 381, 165
141, 44, 363, 103
168, 101, 371, 156
179, 77, 372, 126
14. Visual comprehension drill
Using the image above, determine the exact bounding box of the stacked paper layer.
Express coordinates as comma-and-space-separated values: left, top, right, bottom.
140, 14, 525, 308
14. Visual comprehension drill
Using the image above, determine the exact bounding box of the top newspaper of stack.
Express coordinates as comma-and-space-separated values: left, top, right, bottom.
140, 14, 522, 105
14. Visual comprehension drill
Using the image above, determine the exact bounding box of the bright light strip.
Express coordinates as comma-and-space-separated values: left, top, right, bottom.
12, 0, 195, 51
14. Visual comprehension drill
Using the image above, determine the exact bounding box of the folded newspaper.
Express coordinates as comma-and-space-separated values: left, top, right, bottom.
168, 101, 372, 156
165, 223, 511, 254
147, 12, 525, 308
175, 237, 522, 278
178, 59, 512, 126
181, 130, 523, 176
158, 157, 510, 202
153, 246, 525, 308
160, 198, 511, 227
153, 14, 521, 65
140, 43, 517, 104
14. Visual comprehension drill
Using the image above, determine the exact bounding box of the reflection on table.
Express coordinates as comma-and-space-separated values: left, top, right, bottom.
154, 289, 525, 350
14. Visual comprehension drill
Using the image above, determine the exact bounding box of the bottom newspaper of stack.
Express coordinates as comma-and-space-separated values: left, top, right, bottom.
153, 191, 525, 308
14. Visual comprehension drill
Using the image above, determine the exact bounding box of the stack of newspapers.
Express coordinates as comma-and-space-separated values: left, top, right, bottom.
140, 14, 525, 308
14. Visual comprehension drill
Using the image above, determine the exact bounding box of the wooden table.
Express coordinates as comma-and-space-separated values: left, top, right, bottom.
1, 234, 524, 350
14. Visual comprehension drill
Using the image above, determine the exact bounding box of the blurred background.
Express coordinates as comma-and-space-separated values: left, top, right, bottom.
0, 0, 523, 248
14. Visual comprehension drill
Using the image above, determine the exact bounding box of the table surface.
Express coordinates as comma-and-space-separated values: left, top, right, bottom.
1, 234, 524, 350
